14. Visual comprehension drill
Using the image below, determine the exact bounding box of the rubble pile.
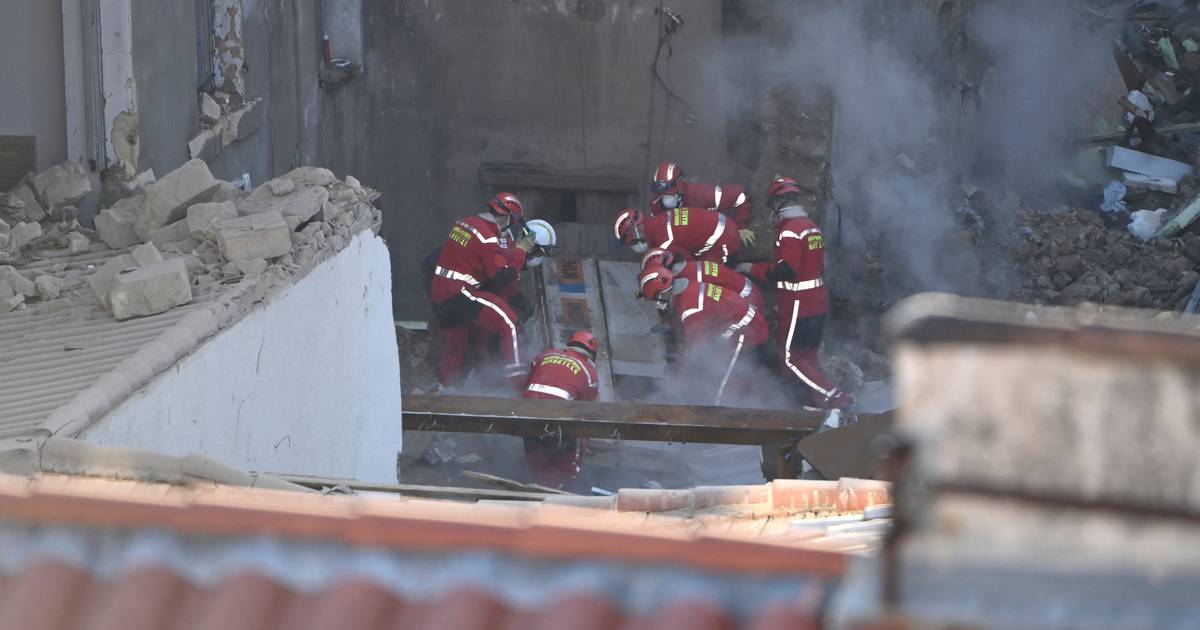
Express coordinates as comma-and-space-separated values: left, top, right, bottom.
0, 158, 380, 320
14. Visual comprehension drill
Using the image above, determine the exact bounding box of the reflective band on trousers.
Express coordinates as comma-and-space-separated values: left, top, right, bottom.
526, 383, 573, 400
740, 278, 753, 299
776, 278, 823, 292
696, 214, 727, 257
435, 266, 481, 288
721, 304, 757, 340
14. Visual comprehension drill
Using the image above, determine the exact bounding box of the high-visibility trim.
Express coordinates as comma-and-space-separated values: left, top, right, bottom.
715, 334, 745, 405
434, 266, 481, 288
779, 227, 820, 241
458, 221, 498, 245
721, 305, 757, 340
784, 300, 834, 397
713, 186, 723, 208
680, 287, 705, 321
460, 287, 520, 365
526, 383, 573, 400
696, 214, 727, 257
734, 192, 747, 206
776, 278, 824, 292
740, 277, 753, 299
640, 270, 664, 291
662, 220, 676, 250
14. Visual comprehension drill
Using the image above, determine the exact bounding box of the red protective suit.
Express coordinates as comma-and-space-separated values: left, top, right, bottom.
748, 208, 842, 406
430, 215, 527, 386
651, 181, 752, 227
522, 347, 599, 488
645, 207, 742, 265
672, 260, 763, 308
671, 281, 768, 404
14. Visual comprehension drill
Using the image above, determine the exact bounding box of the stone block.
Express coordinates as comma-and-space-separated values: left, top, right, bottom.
209, 181, 242, 204
147, 220, 192, 250
234, 258, 267, 277
186, 201, 238, 241
216, 210, 292, 262
135, 159, 219, 239
0, 266, 36, 297
188, 129, 222, 162
94, 195, 144, 250
120, 169, 157, 196
68, 232, 90, 254
109, 258, 192, 321
35, 275, 62, 300
268, 178, 295, 196
321, 201, 340, 222
10, 222, 42, 251
200, 93, 221, 125
86, 254, 137, 306
32, 160, 91, 210
239, 184, 328, 224
0, 294, 23, 313
285, 166, 337, 188
130, 242, 164, 267
0, 278, 12, 299
13, 185, 45, 222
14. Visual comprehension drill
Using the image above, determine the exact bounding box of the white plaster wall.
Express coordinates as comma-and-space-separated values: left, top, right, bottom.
80, 231, 403, 483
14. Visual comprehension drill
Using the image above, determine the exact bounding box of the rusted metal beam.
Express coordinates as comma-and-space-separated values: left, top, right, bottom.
403, 394, 878, 445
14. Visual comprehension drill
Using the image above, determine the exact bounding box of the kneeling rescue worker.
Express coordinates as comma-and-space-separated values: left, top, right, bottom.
614, 204, 743, 265
522, 331, 601, 488
429, 192, 535, 387
638, 265, 767, 404
739, 177, 851, 410
640, 247, 763, 308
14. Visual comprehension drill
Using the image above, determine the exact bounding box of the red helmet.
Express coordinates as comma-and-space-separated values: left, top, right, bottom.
652, 161, 684, 194
640, 248, 675, 271
488, 192, 524, 218
614, 209, 645, 245
567, 330, 599, 360
767, 176, 803, 200
637, 266, 674, 302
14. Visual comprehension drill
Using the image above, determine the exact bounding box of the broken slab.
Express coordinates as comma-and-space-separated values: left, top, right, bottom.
200, 93, 222, 125
1106, 146, 1194, 183
268, 178, 296, 196
0, 294, 23, 313
12, 185, 45, 222
234, 258, 267, 277
186, 201, 238, 241
86, 254, 138, 307
0, 266, 36, 298
284, 166, 338, 188
34, 275, 62, 300
94, 195, 144, 250
68, 232, 90, 254
130, 242, 164, 267
188, 128, 222, 162
216, 210, 293, 261
1123, 172, 1179, 194
10, 222, 42, 251
32, 160, 92, 210
109, 258, 192, 321
239, 183, 328, 224
135, 159, 219, 240
146, 220, 193, 250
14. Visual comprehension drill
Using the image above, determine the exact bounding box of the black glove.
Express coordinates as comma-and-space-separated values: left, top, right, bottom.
510, 293, 535, 323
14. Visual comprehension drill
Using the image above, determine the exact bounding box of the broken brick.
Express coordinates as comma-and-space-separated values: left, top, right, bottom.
109, 258, 193, 321
135, 159, 219, 239
94, 195, 144, 250
216, 210, 293, 261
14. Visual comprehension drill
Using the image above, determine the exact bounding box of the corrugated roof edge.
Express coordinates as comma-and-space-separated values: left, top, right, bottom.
0, 219, 378, 470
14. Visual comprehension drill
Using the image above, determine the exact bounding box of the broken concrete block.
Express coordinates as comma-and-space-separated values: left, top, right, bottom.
109, 258, 192, 321
224, 98, 264, 143
35, 275, 62, 300
12, 185, 45, 223
0, 278, 12, 300
11, 222, 42, 251
68, 232, 90, 254
321, 201, 340, 222
121, 169, 157, 196
188, 128, 222, 162
220, 261, 242, 279
147, 220, 192, 250
32, 160, 92, 210
94, 195, 144, 250
200, 93, 221, 125
135, 159, 219, 240
130, 242, 164, 267
209, 181, 241, 204
234, 258, 268, 277
86, 254, 137, 306
268, 178, 295, 196
216, 210, 292, 261
186, 201, 238, 241
0, 294, 23, 313
285, 167, 337, 188
0, 266, 36, 297
1124, 172, 1179, 194
239, 184, 328, 224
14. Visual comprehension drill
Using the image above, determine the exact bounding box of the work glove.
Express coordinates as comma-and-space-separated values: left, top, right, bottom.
735, 262, 753, 274
515, 233, 536, 253
739, 229, 757, 246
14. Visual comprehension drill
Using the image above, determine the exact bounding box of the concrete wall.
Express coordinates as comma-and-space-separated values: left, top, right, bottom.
348, 0, 731, 319
0, 0, 67, 172
130, 0, 198, 179
80, 231, 404, 484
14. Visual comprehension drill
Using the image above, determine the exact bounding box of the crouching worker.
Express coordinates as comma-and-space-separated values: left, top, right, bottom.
522, 331, 600, 488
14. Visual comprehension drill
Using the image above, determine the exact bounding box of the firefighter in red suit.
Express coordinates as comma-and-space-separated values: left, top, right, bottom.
640, 248, 764, 309
429, 192, 534, 386
614, 206, 742, 265
522, 331, 600, 488
738, 177, 851, 410
638, 266, 768, 405
650, 161, 754, 239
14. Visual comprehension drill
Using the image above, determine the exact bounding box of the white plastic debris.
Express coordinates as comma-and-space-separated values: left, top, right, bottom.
1101, 180, 1128, 214
1128, 208, 1168, 241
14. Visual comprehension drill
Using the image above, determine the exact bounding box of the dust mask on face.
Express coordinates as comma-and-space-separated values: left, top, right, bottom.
660, 194, 682, 209
631, 241, 648, 254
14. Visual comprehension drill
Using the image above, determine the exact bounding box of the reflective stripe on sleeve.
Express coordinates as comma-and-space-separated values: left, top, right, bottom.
526, 383, 573, 400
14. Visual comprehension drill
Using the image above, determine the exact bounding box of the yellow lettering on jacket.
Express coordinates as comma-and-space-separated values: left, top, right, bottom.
540, 354, 582, 375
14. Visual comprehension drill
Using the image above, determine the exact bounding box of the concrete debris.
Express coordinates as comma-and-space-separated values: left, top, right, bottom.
267, 178, 296, 196
87, 254, 138, 307
321, 201, 340, 222
31, 160, 91, 210
130, 242, 164, 267
94, 195, 144, 250
209, 180, 243, 204
216, 210, 293, 261
200, 93, 222, 125
186, 201, 238, 241
9, 222, 42, 252
68, 232, 90, 254
12, 185, 44, 223
1123, 172, 1178, 194
0, 278, 11, 300
285, 167, 338, 188
234, 258, 267, 277
1106, 146, 1193, 183
109, 258, 192, 321
241, 181, 328, 225
135, 158, 219, 239
34, 275, 62, 300
188, 128, 222, 162
121, 169, 157, 196
146, 220, 192, 250
0, 293, 23, 313
0, 266, 36, 298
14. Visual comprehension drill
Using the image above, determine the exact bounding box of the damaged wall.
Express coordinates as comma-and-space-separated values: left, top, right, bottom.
79, 229, 404, 484
0, 0, 67, 172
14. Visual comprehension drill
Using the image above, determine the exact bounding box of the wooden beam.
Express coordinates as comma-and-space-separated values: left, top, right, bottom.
403, 394, 850, 445
277, 474, 554, 502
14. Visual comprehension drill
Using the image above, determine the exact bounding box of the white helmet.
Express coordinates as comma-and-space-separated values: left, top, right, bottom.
525, 219, 557, 268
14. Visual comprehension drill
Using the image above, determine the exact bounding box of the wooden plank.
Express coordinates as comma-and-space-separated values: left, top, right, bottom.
403, 394, 838, 445
596, 260, 670, 379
